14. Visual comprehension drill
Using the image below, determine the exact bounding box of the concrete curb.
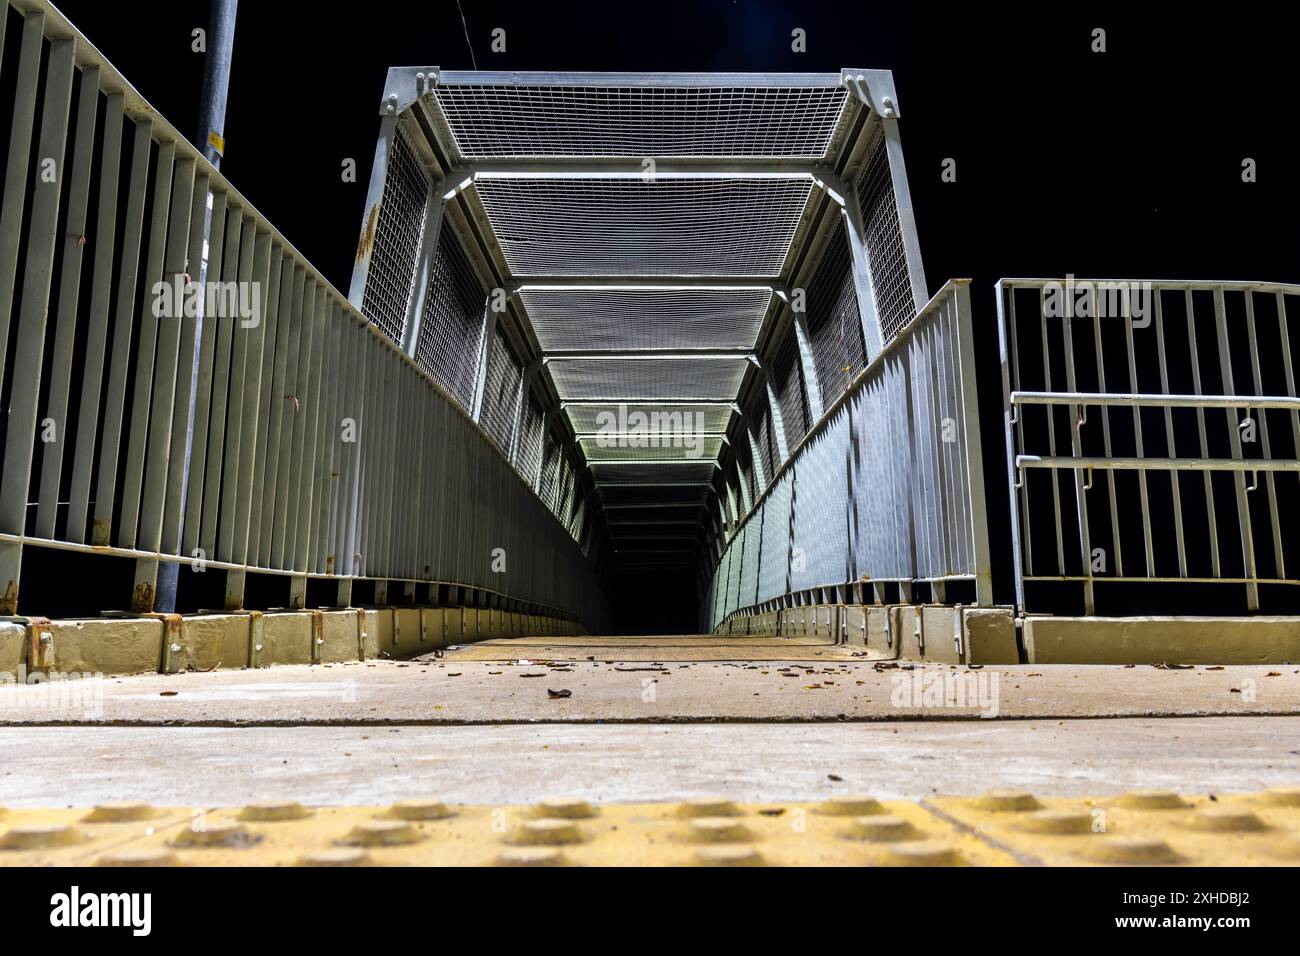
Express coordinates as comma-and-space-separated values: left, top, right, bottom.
0, 607, 584, 678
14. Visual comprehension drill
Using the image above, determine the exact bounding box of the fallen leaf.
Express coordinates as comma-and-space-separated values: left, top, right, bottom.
547, 688, 572, 699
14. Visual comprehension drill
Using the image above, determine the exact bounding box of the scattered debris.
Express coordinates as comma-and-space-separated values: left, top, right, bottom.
547, 688, 572, 699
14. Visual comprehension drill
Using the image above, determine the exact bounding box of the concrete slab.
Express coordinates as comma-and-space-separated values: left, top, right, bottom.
1026, 615, 1300, 664
260, 613, 312, 666
46, 618, 163, 675
177, 615, 249, 672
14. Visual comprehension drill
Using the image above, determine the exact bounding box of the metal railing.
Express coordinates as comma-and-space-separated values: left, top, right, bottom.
705, 279, 991, 630
0, 0, 609, 627
997, 277, 1300, 614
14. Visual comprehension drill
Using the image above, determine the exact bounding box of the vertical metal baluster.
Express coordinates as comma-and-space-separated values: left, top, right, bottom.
1123, 288, 1155, 577
1090, 295, 1124, 578
1062, 293, 1095, 613
91, 119, 154, 548
1185, 289, 1220, 578
180, 190, 226, 559
1154, 291, 1188, 577
1212, 286, 1259, 609
36, 62, 100, 539
1243, 292, 1283, 579
1039, 288, 1066, 577
67, 92, 125, 545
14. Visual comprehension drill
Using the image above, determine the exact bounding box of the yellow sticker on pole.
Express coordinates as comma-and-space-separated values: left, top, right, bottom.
208, 130, 225, 156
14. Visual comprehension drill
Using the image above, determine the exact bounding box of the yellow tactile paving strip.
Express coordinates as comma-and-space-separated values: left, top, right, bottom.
2, 791, 1298, 866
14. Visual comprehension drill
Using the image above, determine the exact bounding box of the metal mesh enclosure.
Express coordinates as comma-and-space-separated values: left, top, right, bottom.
361, 124, 429, 343
414, 223, 485, 411
480, 327, 523, 452
432, 79, 850, 159
854, 129, 916, 343
519, 289, 770, 350
806, 226, 866, 407
473, 178, 812, 276
549, 357, 749, 401
772, 326, 810, 450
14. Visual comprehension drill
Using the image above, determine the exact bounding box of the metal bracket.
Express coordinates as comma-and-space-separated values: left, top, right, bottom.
380, 66, 440, 116
248, 610, 264, 669
841, 69, 900, 118
311, 609, 324, 664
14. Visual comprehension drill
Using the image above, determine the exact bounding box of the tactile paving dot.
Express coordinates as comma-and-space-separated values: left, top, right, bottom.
839, 815, 918, 842
508, 819, 585, 846
532, 798, 597, 820
83, 803, 157, 824
239, 801, 312, 822
97, 848, 179, 867
676, 798, 741, 818
0, 794, 1292, 865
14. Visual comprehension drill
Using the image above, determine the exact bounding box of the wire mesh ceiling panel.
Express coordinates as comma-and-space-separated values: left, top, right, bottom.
565, 403, 733, 434
579, 436, 725, 462
548, 357, 749, 401
361, 124, 429, 344
432, 78, 849, 159
772, 325, 810, 450
518, 289, 770, 350
855, 128, 917, 345
480, 327, 522, 453
806, 226, 866, 407
589, 462, 715, 485
414, 223, 485, 412
473, 178, 812, 276
600, 483, 711, 505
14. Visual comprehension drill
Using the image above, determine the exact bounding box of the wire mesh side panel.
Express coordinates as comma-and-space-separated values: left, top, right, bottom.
907, 295, 976, 582
850, 351, 915, 583
734, 432, 759, 507
854, 128, 915, 345
361, 123, 429, 345
772, 324, 810, 450
758, 471, 792, 602
740, 502, 762, 607
806, 226, 867, 407
518, 395, 545, 481
538, 431, 561, 510
479, 326, 523, 453
727, 523, 745, 615
706, 282, 989, 610
414, 222, 484, 412
790, 406, 850, 591
745, 390, 778, 483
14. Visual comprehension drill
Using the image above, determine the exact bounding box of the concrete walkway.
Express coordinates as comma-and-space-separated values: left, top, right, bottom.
0, 657, 1294, 724
1, 718, 1296, 806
